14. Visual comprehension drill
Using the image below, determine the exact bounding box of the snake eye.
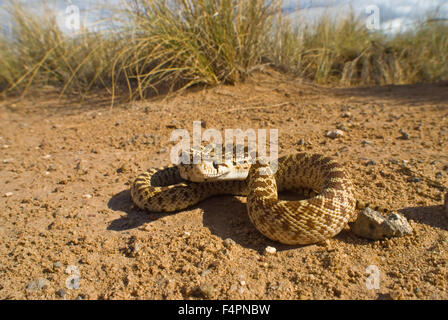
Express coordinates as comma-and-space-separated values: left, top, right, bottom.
212, 161, 219, 170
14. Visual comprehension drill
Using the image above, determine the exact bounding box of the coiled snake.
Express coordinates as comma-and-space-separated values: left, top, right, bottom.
131, 146, 385, 245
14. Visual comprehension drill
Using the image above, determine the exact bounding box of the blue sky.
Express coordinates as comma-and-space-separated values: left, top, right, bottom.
1, 0, 448, 34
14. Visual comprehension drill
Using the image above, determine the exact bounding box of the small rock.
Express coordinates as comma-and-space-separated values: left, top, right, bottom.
166, 120, 178, 129
56, 289, 66, 298
223, 238, 236, 249
443, 165, 448, 172
3, 158, 14, 163
349, 207, 413, 240
390, 159, 399, 165
297, 139, 304, 146
366, 160, 377, 166
116, 163, 130, 174
407, 177, 422, 183
265, 246, 277, 255
362, 140, 374, 146
399, 129, 410, 140
201, 269, 212, 277
197, 283, 215, 299
53, 262, 63, 269
4, 192, 13, 197
435, 172, 442, 179
47, 164, 57, 171
26, 278, 48, 291
325, 130, 344, 139
82, 194, 92, 199
341, 112, 351, 118
74, 160, 89, 173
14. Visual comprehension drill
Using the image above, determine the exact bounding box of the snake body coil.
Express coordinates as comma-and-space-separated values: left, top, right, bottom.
131, 153, 359, 245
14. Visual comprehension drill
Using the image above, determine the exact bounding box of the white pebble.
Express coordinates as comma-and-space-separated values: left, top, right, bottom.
3, 158, 14, 163
82, 194, 92, 199
325, 129, 344, 139
265, 246, 277, 254
43, 154, 52, 159
4, 192, 13, 197
240, 280, 246, 286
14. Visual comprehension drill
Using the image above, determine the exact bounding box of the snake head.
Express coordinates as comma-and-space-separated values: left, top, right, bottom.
177, 144, 251, 182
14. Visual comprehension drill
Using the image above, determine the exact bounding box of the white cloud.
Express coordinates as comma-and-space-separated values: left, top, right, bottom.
283, 0, 448, 33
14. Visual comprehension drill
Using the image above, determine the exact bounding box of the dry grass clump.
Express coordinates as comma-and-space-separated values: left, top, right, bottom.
0, 0, 446, 101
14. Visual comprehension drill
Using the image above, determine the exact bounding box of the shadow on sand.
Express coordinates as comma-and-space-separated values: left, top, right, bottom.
107, 189, 448, 252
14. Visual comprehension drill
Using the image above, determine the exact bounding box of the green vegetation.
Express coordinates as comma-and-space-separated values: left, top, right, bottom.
0, 0, 447, 101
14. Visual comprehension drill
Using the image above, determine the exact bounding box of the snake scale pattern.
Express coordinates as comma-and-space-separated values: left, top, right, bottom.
130, 153, 375, 245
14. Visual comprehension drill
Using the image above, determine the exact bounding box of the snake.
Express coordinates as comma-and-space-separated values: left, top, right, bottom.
130, 144, 387, 245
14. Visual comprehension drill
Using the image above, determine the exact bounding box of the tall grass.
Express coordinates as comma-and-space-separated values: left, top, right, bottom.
269, 11, 448, 86
112, 0, 279, 100
0, 0, 447, 101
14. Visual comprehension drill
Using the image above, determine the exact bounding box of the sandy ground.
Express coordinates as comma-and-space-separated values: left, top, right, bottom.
1, 70, 447, 300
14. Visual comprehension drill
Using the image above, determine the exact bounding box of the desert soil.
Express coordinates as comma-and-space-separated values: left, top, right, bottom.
1, 70, 447, 300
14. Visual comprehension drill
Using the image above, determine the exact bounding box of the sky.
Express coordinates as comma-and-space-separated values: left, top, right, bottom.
1, 0, 448, 34
282, 0, 448, 33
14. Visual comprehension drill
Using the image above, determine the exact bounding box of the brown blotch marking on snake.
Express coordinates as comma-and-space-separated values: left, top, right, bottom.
252, 180, 269, 190
308, 197, 324, 208
321, 189, 336, 200
323, 162, 343, 172
324, 214, 333, 226
306, 218, 315, 229
281, 220, 291, 232
328, 181, 344, 190
254, 189, 272, 199
324, 201, 337, 212
311, 154, 322, 164
328, 170, 346, 179
313, 156, 330, 167
294, 153, 307, 164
